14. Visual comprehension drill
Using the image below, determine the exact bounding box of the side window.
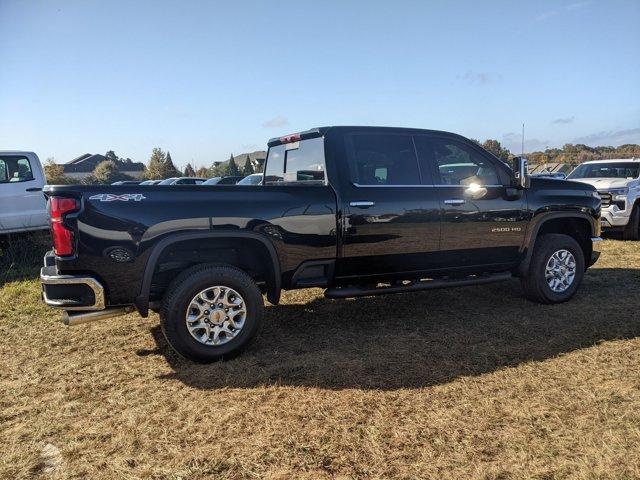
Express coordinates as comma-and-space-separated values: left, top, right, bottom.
264, 137, 326, 185
429, 138, 500, 186
0, 159, 7, 182
0, 156, 34, 184
345, 134, 420, 185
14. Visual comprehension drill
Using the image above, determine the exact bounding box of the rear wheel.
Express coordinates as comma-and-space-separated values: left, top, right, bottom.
622, 204, 640, 241
521, 233, 585, 304
160, 264, 263, 362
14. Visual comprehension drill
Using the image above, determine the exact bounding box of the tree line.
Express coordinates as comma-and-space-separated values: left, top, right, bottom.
472, 139, 640, 166
44, 141, 640, 185
44, 149, 263, 185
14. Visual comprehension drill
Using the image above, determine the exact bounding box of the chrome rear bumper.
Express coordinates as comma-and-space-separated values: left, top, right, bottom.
40, 266, 105, 311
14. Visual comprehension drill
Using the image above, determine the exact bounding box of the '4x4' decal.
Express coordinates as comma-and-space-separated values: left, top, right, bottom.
89, 194, 146, 202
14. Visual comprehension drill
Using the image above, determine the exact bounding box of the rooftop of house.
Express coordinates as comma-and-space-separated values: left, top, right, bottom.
62, 154, 145, 173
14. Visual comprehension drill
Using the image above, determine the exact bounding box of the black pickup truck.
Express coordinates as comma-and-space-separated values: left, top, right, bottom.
41, 126, 602, 362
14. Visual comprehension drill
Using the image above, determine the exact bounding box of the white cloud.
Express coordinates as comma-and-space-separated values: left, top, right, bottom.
572, 127, 640, 145
502, 132, 550, 153
536, 1, 590, 21
552, 116, 575, 125
262, 115, 289, 128
460, 71, 500, 85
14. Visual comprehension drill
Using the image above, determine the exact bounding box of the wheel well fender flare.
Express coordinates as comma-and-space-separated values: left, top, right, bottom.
135, 231, 281, 315
518, 211, 596, 275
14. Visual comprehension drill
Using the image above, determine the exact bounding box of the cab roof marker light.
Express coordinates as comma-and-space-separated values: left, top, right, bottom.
280, 133, 301, 144
267, 128, 323, 147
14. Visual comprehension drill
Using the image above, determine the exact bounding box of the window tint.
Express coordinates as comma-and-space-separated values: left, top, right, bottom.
0, 156, 34, 184
412, 136, 437, 185
346, 134, 420, 185
264, 137, 326, 185
428, 138, 500, 186
567, 162, 640, 179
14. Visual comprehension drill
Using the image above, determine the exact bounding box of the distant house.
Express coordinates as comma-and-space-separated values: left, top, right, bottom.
61, 154, 146, 179
240, 151, 267, 170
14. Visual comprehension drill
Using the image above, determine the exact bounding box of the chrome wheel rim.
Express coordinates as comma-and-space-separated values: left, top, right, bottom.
544, 249, 576, 293
185, 286, 246, 346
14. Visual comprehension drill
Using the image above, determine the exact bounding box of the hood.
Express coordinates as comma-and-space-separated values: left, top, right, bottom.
568, 177, 631, 190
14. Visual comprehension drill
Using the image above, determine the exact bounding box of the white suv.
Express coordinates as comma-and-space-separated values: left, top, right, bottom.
567, 158, 640, 240
0, 151, 48, 235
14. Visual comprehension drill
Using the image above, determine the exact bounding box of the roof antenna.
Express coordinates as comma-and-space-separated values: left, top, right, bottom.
521, 123, 525, 157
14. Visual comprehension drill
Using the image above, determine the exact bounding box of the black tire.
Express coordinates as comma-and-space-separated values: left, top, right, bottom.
160, 264, 263, 363
622, 204, 640, 241
521, 233, 585, 304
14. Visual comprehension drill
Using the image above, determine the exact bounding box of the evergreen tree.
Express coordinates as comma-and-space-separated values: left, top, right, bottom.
144, 148, 167, 179
227, 154, 240, 176
164, 151, 181, 178
184, 163, 196, 177
242, 156, 254, 176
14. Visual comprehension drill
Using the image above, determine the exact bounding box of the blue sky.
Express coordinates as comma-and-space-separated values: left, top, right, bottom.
1, 0, 638, 169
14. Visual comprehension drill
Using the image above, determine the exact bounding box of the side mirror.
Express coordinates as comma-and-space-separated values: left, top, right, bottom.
512, 156, 530, 189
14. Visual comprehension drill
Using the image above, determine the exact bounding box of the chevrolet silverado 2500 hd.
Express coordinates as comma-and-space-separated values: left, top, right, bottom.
40, 126, 602, 362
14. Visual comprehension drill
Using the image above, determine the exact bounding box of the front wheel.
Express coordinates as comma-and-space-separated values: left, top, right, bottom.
521, 233, 585, 304
622, 204, 640, 241
160, 264, 264, 362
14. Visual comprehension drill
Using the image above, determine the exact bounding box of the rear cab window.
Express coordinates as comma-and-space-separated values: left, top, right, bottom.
264, 137, 327, 185
0, 155, 34, 183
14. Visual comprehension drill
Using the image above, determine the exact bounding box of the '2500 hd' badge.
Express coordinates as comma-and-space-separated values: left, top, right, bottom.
89, 193, 146, 202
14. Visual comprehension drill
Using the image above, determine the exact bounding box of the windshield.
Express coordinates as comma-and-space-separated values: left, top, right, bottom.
202, 177, 221, 185
237, 174, 262, 185
568, 162, 640, 179
158, 177, 177, 185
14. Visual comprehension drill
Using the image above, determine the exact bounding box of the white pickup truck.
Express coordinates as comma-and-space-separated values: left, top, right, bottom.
567, 158, 640, 240
0, 151, 48, 235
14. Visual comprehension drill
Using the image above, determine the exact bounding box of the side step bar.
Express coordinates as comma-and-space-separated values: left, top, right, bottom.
324, 272, 512, 299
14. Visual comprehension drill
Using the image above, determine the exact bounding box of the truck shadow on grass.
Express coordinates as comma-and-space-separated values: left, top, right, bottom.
142, 267, 640, 390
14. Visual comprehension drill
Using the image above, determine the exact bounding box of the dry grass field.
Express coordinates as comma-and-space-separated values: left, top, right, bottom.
1, 234, 639, 479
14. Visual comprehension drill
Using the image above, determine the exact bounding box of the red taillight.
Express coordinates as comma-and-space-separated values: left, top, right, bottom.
49, 197, 78, 256
279, 133, 301, 144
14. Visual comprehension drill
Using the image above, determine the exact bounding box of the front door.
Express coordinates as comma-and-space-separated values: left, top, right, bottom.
415, 136, 527, 270
336, 131, 441, 280
0, 154, 47, 232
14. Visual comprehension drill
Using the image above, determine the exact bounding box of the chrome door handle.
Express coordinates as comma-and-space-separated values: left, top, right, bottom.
444, 199, 465, 205
350, 201, 375, 208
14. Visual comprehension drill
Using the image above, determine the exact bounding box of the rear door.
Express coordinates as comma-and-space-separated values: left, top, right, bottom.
0, 153, 47, 233
335, 131, 441, 280
414, 135, 527, 269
